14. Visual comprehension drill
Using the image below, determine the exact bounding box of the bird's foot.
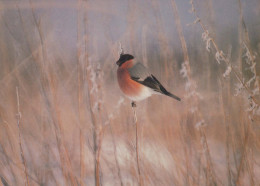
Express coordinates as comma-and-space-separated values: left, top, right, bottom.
131, 101, 137, 108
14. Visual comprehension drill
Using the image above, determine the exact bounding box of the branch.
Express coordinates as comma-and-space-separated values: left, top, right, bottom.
131, 101, 143, 186
16, 87, 30, 186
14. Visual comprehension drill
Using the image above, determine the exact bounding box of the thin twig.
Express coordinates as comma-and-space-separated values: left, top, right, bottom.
131, 101, 142, 186
96, 126, 105, 186
77, 0, 85, 185
236, 118, 251, 185
118, 42, 124, 56
16, 87, 30, 186
219, 79, 232, 185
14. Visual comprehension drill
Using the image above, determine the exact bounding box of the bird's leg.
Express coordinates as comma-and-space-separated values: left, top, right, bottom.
131, 101, 137, 108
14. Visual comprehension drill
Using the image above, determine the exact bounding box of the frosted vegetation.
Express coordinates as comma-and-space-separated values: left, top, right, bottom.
0, 0, 259, 185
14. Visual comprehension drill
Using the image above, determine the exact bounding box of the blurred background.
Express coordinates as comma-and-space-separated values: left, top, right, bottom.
0, 0, 259, 185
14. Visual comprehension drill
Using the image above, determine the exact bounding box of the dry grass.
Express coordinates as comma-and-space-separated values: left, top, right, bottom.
0, 0, 259, 185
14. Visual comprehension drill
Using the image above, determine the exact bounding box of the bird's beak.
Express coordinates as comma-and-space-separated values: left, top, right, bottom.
116, 60, 120, 66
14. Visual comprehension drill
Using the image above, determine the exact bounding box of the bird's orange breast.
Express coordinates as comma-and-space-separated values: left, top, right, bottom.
117, 61, 143, 97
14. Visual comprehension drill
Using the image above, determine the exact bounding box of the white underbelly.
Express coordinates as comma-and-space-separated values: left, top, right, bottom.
126, 86, 154, 101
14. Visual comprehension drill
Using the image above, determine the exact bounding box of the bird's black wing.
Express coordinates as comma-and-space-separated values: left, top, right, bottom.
134, 75, 168, 94
128, 62, 163, 92
129, 62, 181, 101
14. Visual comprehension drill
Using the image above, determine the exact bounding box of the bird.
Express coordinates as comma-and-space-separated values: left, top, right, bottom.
116, 53, 181, 107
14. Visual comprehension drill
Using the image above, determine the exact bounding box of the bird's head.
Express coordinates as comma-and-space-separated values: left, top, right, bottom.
116, 54, 134, 66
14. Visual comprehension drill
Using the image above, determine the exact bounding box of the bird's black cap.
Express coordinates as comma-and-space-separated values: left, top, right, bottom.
116, 54, 134, 66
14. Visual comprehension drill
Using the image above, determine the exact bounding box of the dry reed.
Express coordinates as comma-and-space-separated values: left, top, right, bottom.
0, 0, 259, 185
131, 102, 143, 186
15, 87, 30, 186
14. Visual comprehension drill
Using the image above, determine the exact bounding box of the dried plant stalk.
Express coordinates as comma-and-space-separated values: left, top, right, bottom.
131, 102, 143, 186
77, 0, 85, 185
219, 79, 232, 185
16, 87, 30, 186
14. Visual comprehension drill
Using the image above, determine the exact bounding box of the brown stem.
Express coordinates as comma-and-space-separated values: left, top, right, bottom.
16, 87, 30, 186
77, 0, 85, 185
219, 79, 232, 185
131, 101, 142, 186
236, 119, 250, 185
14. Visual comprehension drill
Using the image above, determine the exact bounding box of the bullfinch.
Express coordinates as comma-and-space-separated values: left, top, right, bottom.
116, 53, 181, 105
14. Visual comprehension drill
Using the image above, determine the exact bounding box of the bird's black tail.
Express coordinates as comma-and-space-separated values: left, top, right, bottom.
164, 91, 181, 101
158, 83, 181, 101
150, 75, 181, 101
